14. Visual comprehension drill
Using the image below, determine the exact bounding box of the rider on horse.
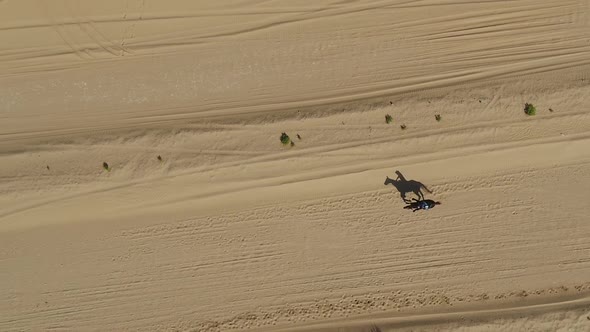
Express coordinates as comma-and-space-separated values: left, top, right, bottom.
405, 198, 441, 212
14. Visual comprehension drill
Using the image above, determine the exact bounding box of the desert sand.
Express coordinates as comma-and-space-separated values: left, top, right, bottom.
1, 0, 590, 331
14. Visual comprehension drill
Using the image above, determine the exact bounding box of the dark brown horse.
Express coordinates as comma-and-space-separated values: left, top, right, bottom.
404, 199, 441, 212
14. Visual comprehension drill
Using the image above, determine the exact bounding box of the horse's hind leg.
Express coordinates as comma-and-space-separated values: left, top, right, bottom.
415, 190, 424, 200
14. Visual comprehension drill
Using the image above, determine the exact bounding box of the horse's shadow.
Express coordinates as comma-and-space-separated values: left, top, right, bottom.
384, 170, 432, 203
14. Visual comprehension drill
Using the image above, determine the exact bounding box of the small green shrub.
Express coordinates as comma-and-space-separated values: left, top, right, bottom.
400, 124, 407, 130
385, 114, 393, 124
435, 114, 441, 121
157, 155, 163, 161
524, 103, 536, 116
280, 132, 291, 145
103, 162, 110, 172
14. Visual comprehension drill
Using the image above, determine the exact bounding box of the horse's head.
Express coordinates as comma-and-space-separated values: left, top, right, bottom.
384, 176, 393, 185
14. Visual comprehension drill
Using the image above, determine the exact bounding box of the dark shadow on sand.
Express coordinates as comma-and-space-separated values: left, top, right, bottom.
384, 170, 432, 203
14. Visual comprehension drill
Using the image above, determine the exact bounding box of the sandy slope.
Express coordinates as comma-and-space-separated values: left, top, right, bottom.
1, 0, 590, 331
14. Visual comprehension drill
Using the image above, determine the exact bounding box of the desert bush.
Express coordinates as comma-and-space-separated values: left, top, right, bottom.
524, 103, 536, 116
280, 132, 291, 145
385, 114, 393, 124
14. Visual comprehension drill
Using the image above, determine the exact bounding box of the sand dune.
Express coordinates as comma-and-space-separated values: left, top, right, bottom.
1, 0, 590, 331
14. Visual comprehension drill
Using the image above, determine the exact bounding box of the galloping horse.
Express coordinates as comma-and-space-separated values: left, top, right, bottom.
403, 198, 441, 212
